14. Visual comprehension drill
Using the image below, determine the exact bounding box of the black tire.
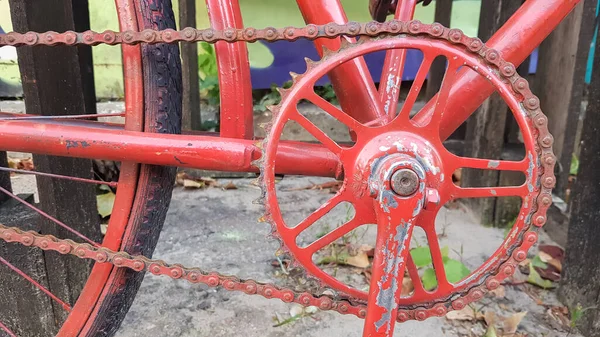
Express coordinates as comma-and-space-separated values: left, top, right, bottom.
79, 0, 182, 336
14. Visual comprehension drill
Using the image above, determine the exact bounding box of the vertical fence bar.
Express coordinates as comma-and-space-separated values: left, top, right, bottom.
179, 0, 201, 131
462, 0, 522, 226
536, 0, 596, 200
559, 20, 600, 334
7, 0, 102, 332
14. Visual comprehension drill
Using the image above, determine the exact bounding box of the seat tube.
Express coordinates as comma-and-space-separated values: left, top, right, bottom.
206, 0, 254, 139
296, 0, 385, 125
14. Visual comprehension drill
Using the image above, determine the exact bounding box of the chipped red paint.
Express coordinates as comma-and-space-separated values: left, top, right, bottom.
378, 0, 417, 121
0, 0, 575, 335
259, 27, 554, 325
362, 156, 425, 336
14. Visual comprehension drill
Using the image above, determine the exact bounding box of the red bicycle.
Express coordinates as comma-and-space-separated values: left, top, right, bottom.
0, 0, 569, 336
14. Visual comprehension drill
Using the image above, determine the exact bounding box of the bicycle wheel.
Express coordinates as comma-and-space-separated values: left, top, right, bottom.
0, 0, 181, 336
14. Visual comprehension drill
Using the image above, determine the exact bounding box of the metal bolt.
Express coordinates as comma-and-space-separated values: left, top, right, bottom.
390, 169, 419, 197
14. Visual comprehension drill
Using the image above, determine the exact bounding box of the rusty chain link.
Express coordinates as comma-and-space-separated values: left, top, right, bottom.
0, 20, 555, 322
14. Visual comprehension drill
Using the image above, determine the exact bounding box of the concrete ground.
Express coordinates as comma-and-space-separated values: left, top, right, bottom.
113, 177, 576, 337
2, 100, 577, 336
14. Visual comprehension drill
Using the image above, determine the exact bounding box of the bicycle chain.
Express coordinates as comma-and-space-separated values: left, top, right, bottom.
0, 20, 556, 322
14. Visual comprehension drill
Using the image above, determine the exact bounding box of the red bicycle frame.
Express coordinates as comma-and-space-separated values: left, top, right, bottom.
0, 0, 580, 179
0, 1, 582, 336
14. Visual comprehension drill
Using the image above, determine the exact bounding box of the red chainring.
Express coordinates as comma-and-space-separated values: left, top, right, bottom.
260, 32, 555, 313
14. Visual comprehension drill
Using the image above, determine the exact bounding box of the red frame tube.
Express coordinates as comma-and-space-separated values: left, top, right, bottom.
0, 120, 342, 178
378, 0, 417, 120
0, 0, 581, 176
413, 0, 581, 139
207, 0, 254, 139
296, 0, 386, 125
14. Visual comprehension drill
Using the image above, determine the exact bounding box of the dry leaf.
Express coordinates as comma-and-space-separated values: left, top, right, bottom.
345, 244, 371, 268
183, 179, 204, 189
484, 311, 496, 327
539, 245, 565, 261
503, 311, 527, 334
446, 307, 475, 321
7, 158, 19, 169
8, 157, 34, 171
489, 285, 506, 298
96, 191, 116, 218
19, 158, 34, 171
538, 251, 553, 263
452, 168, 462, 184
222, 181, 238, 190
547, 306, 570, 329
401, 277, 414, 296
547, 258, 563, 273
176, 172, 187, 185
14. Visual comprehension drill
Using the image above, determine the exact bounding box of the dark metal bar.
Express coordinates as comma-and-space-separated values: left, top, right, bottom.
179, 0, 202, 131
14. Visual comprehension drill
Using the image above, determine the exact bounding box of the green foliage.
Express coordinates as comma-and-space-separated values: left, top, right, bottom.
570, 304, 584, 329
570, 154, 579, 176
255, 82, 338, 112
530, 255, 548, 269
256, 81, 293, 112
526, 264, 555, 289
314, 84, 338, 105
198, 42, 220, 107
410, 246, 449, 268
410, 245, 470, 290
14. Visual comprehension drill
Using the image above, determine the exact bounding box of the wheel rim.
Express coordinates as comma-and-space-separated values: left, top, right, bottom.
57, 1, 144, 335
0, 1, 144, 336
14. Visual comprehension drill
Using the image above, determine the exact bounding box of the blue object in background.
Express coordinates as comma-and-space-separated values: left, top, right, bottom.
249, 39, 539, 89
585, 3, 599, 84
249, 39, 424, 89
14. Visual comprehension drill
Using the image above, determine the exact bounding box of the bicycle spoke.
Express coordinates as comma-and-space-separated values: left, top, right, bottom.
425, 60, 460, 128
291, 111, 343, 156
0, 320, 16, 337
422, 220, 451, 291
305, 217, 362, 254
395, 54, 434, 122
305, 91, 366, 134
453, 186, 527, 199
379, 49, 406, 120
291, 192, 347, 236
0, 166, 118, 187
406, 254, 425, 295
0, 186, 98, 247
0, 255, 72, 312
0, 112, 125, 121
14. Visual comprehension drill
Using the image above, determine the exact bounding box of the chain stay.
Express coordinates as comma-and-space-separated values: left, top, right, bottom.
0, 20, 557, 323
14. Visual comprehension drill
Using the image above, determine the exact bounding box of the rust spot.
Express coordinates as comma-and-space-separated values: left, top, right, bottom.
65, 140, 91, 149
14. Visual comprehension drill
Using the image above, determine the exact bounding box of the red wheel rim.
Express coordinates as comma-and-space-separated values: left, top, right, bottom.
56, 1, 144, 335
